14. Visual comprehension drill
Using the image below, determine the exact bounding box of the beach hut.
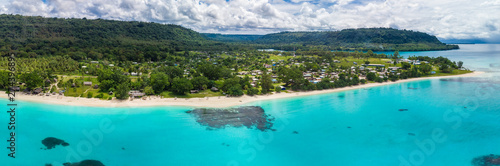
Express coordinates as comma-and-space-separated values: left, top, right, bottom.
128, 90, 145, 98
9, 86, 20, 91
33, 88, 43, 94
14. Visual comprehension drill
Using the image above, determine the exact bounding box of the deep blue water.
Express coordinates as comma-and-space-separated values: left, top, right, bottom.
2, 44, 500, 166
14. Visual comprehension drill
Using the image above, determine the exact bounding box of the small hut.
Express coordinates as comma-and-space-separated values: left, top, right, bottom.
33, 88, 43, 94
93, 84, 99, 89
83, 82, 92, 86
210, 87, 219, 92
9, 86, 20, 91
128, 90, 145, 98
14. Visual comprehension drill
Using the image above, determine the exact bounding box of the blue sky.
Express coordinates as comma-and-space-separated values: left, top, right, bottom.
0, 0, 499, 42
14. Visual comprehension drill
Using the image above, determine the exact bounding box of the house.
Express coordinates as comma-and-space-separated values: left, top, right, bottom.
109, 64, 114, 67
84, 82, 92, 86
81, 66, 87, 68
272, 79, 278, 83
367, 64, 385, 67
9, 86, 20, 91
388, 67, 400, 70
334, 60, 340, 63
360, 66, 365, 70
132, 62, 138, 65
280, 86, 286, 90
190, 90, 199, 94
211, 87, 219, 92
93, 84, 99, 89
33, 88, 43, 94
353, 62, 357, 65
131, 72, 138, 76
431, 71, 436, 74
128, 90, 145, 98
90, 61, 99, 64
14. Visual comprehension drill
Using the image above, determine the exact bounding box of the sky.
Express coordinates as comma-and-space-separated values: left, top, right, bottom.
0, 0, 499, 42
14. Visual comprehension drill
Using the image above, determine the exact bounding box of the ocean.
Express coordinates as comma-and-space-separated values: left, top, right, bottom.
2, 44, 500, 166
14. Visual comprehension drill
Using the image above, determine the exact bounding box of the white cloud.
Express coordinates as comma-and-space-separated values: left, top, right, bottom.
0, 0, 499, 40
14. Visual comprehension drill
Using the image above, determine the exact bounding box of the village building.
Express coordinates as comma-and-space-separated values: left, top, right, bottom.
128, 90, 145, 98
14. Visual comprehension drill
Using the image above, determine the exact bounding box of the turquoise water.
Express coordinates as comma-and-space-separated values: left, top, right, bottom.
2, 44, 500, 166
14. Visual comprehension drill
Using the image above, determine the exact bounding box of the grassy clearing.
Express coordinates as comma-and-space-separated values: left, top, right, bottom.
269, 55, 293, 61
425, 69, 472, 77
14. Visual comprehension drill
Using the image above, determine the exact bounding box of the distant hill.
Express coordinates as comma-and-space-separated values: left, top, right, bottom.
252, 28, 458, 51
204, 28, 458, 51
202, 33, 263, 42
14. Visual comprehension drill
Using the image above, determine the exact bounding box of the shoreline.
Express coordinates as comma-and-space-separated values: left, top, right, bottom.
0, 71, 484, 108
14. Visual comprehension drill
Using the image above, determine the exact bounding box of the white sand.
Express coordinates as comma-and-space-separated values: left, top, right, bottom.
0, 72, 484, 108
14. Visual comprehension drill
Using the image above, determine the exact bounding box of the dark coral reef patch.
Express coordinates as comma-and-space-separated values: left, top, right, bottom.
472, 154, 500, 166
41, 137, 69, 150
187, 106, 275, 131
63, 160, 105, 166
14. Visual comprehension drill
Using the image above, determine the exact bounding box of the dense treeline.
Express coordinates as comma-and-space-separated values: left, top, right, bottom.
202, 33, 263, 42
0, 14, 235, 62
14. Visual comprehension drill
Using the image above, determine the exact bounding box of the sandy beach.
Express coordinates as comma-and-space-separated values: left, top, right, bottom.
0, 71, 484, 108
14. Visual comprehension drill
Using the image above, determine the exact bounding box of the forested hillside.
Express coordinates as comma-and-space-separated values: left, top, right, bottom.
202, 33, 263, 42
0, 14, 229, 62
253, 28, 458, 51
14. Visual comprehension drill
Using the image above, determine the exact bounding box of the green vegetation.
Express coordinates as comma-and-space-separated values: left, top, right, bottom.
0, 15, 471, 100
205, 28, 459, 51
0, 15, 457, 64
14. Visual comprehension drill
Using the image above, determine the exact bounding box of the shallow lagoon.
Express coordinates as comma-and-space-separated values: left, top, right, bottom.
2, 44, 500, 166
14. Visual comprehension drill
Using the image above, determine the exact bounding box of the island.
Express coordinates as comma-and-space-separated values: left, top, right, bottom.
0, 15, 478, 108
